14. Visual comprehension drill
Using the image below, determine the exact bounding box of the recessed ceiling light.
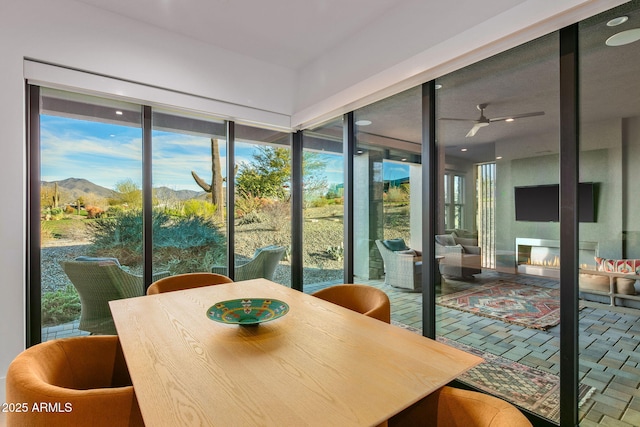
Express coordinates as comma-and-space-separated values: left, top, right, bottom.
606, 28, 640, 46
496, 156, 503, 160
435, 84, 443, 90
401, 158, 407, 162
505, 118, 514, 122
115, 110, 123, 115
355, 120, 372, 126
607, 16, 628, 27
461, 148, 468, 152
356, 149, 364, 154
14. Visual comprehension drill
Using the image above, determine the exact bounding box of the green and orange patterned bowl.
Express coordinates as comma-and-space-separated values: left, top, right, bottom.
206, 298, 289, 325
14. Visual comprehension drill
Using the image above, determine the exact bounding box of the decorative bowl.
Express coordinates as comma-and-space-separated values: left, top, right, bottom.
206, 298, 289, 325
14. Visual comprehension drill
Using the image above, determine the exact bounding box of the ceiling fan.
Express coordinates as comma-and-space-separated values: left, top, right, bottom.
439, 103, 545, 137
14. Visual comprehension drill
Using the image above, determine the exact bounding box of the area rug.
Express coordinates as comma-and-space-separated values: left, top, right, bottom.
437, 280, 567, 330
392, 321, 595, 423
436, 336, 595, 423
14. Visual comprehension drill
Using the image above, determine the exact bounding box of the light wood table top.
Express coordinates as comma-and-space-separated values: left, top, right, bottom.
110, 279, 482, 427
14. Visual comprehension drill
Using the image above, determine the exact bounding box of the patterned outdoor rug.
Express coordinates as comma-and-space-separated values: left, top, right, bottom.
392, 322, 595, 423
437, 336, 595, 423
437, 280, 568, 330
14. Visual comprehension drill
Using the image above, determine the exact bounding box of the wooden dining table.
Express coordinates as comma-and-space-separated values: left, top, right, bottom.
109, 279, 483, 427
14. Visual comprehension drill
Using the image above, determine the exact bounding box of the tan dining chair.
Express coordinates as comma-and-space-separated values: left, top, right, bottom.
147, 272, 233, 295
311, 283, 391, 323
5, 335, 144, 427
388, 386, 532, 427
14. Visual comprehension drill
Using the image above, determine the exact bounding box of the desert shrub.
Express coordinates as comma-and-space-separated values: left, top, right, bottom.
310, 197, 329, 208
105, 205, 125, 217
237, 211, 263, 225
86, 206, 104, 219
385, 186, 409, 204
261, 200, 290, 231
42, 285, 81, 326
326, 243, 344, 261
89, 210, 225, 271
182, 199, 218, 218
235, 193, 264, 217
64, 205, 76, 214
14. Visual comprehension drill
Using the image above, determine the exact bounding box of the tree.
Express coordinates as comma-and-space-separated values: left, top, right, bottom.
236, 146, 327, 200
191, 138, 224, 221
110, 178, 142, 208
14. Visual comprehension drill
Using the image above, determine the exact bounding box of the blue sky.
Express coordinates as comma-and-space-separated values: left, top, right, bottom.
40, 115, 408, 192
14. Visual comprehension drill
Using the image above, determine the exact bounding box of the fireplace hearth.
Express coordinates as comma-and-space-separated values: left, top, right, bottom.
516, 238, 599, 278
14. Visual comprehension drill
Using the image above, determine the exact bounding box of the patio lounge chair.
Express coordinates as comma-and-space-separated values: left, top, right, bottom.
375, 239, 423, 292
60, 257, 169, 335
211, 245, 286, 281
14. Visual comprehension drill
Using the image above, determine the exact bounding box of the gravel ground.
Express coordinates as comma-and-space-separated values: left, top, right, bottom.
41, 204, 406, 292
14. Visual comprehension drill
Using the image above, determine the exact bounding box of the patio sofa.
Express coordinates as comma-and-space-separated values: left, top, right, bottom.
579, 256, 640, 309
435, 232, 482, 279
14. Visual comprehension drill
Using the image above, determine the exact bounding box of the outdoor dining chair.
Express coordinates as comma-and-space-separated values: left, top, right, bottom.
147, 272, 233, 295
311, 283, 391, 323
61, 257, 169, 335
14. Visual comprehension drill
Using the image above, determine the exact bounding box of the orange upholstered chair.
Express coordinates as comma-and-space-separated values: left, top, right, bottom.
5, 336, 144, 427
147, 272, 233, 295
311, 284, 391, 323
388, 386, 532, 427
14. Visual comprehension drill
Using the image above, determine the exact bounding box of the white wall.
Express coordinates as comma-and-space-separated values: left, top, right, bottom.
0, 0, 297, 402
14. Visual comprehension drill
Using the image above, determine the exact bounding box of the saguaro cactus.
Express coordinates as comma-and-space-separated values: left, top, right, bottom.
191, 138, 224, 221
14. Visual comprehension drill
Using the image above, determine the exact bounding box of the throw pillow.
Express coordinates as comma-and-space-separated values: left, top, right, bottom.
397, 249, 416, 256
382, 238, 409, 251
595, 257, 640, 274
435, 234, 456, 247
74, 256, 121, 266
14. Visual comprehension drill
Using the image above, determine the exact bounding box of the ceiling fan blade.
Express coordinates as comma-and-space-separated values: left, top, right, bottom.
439, 117, 475, 121
465, 122, 488, 137
489, 111, 545, 122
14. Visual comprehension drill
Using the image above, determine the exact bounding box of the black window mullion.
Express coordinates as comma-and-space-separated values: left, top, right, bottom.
559, 23, 580, 427
343, 113, 355, 283
142, 106, 153, 291
422, 80, 437, 339
291, 131, 303, 291
27, 84, 42, 347
226, 121, 235, 280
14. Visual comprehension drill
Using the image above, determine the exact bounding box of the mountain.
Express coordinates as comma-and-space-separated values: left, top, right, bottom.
41, 178, 116, 202
41, 178, 206, 204
154, 186, 204, 201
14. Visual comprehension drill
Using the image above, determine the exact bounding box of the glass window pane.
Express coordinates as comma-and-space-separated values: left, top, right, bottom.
152, 109, 227, 277
234, 124, 291, 286
302, 118, 344, 291
436, 32, 561, 422
353, 86, 423, 327
40, 88, 142, 339
579, 2, 640, 423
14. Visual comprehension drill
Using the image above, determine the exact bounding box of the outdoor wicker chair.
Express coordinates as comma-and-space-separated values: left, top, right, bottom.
375, 239, 423, 292
60, 258, 169, 335
211, 245, 286, 281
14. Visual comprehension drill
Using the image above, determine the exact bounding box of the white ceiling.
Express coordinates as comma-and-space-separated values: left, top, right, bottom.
73, 0, 411, 69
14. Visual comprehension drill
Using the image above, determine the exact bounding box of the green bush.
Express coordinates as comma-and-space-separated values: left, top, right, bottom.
42, 285, 81, 326
89, 210, 226, 272
182, 199, 218, 218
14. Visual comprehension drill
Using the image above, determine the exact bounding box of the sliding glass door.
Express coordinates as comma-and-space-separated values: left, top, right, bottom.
578, 2, 640, 423
435, 33, 561, 422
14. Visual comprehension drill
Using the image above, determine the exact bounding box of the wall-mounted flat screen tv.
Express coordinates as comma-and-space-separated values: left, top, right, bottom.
514, 183, 596, 222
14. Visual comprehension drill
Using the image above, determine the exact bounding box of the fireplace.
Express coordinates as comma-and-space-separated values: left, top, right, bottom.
516, 238, 599, 278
